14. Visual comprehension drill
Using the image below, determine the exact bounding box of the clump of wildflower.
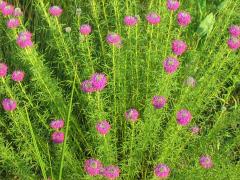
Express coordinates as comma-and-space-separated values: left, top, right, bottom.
176, 109, 192, 126
227, 37, 240, 50
124, 15, 138, 26
152, 96, 167, 109
154, 163, 170, 179
11, 70, 25, 82
13, 7, 22, 16
101, 165, 120, 179
17, 31, 33, 48
106, 33, 122, 47
167, 0, 180, 11
163, 57, 180, 74
177, 12, 191, 26
125, 108, 139, 122
51, 131, 64, 144
84, 159, 103, 176
172, 40, 187, 56
49, 6, 63, 17
229, 25, 240, 37
65, 27, 71, 33
90, 73, 108, 91
7, 18, 20, 29
146, 12, 161, 25
96, 120, 111, 135
50, 119, 64, 130
199, 155, 213, 169
0, 1, 7, 12
80, 80, 96, 93
80, 24, 92, 36
2, 98, 17, 111
0, 63, 8, 77
76, 8, 82, 16
185, 76, 196, 87
190, 126, 200, 135
2, 4, 14, 16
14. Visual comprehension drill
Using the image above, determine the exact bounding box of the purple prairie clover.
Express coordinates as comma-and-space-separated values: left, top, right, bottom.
49, 6, 63, 17
0, 1, 7, 11
176, 109, 192, 126
124, 15, 138, 26
7, 18, 20, 29
50, 119, 64, 130
185, 76, 196, 87
125, 108, 139, 122
229, 25, 240, 37
0, 63, 8, 77
163, 57, 180, 74
106, 33, 122, 46
81, 80, 96, 93
11, 70, 25, 82
101, 165, 120, 180
13, 7, 23, 16
146, 12, 161, 25
167, 0, 180, 11
2, 98, 17, 111
84, 159, 103, 176
51, 131, 64, 144
17, 31, 33, 48
79, 24, 92, 36
154, 164, 170, 179
199, 155, 213, 169
152, 96, 167, 109
177, 12, 191, 27
1, 4, 14, 16
190, 126, 200, 135
227, 37, 240, 50
90, 73, 108, 91
96, 120, 111, 135
172, 40, 187, 56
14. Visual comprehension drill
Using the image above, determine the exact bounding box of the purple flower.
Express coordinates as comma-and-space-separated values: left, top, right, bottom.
229, 25, 240, 37
13, 7, 22, 16
154, 163, 170, 179
176, 109, 192, 126
90, 73, 108, 91
11, 70, 25, 82
79, 24, 92, 36
185, 76, 196, 87
2, 98, 17, 111
106, 33, 122, 46
7, 18, 20, 29
167, 0, 180, 11
50, 119, 64, 130
124, 15, 138, 26
0, 63, 8, 77
163, 57, 180, 74
199, 155, 213, 169
177, 12, 191, 27
101, 165, 120, 179
1, 4, 14, 16
80, 80, 96, 93
51, 131, 64, 144
84, 159, 103, 176
146, 12, 161, 25
0, 1, 7, 12
172, 40, 187, 56
125, 108, 139, 122
17, 31, 33, 48
190, 126, 200, 135
49, 6, 63, 17
227, 37, 240, 50
152, 96, 167, 109
96, 120, 111, 135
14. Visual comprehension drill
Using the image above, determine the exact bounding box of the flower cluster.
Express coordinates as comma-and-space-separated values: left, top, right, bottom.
125, 108, 139, 122
50, 119, 65, 144
96, 120, 111, 135
154, 163, 171, 179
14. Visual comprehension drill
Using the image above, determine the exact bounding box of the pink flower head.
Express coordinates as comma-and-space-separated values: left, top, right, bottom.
11, 70, 25, 82
229, 25, 240, 37
227, 37, 240, 50
172, 40, 187, 56
152, 96, 167, 109
185, 76, 196, 87
7, 18, 20, 29
167, 0, 180, 11
106, 33, 122, 46
80, 24, 92, 36
146, 12, 161, 25
124, 15, 138, 26
2, 98, 17, 111
51, 131, 64, 144
1, 4, 14, 16
199, 155, 213, 169
190, 126, 200, 135
177, 12, 191, 27
176, 109, 192, 126
0, 1, 7, 11
84, 159, 103, 176
125, 108, 139, 122
96, 120, 111, 135
163, 57, 180, 74
17, 31, 33, 48
154, 163, 170, 179
50, 119, 64, 130
0, 63, 8, 77
80, 80, 96, 93
49, 6, 63, 17
90, 73, 108, 91
101, 165, 120, 179
13, 7, 23, 16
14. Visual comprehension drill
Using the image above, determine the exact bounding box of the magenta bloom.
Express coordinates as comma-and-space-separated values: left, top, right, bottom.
176, 109, 192, 126
106, 33, 122, 46
0, 1, 7, 11
80, 24, 92, 36
185, 76, 196, 87
7, 18, 20, 29
154, 164, 170, 179
84, 159, 103, 176
190, 126, 200, 135
199, 155, 213, 169
17, 31, 33, 48
167, 0, 180, 11
49, 6, 63, 17
11, 70, 25, 82
13, 7, 22, 16
50, 119, 64, 130
81, 80, 96, 93
152, 96, 167, 109
125, 108, 139, 122
96, 120, 111, 135
1, 4, 14, 16
0, 63, 8, 77
101, 165, 120, 179
177, 12, 191, 27
172, 40, 187, 56
227, 37, 240, 50
51, 131, 64, 144
146, 12, 161, 25
2, 98, 17, 111
90, 73, 108, 91
229, 25, 240, 37
163, 57, 180, 74
124, 15, 138, 26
